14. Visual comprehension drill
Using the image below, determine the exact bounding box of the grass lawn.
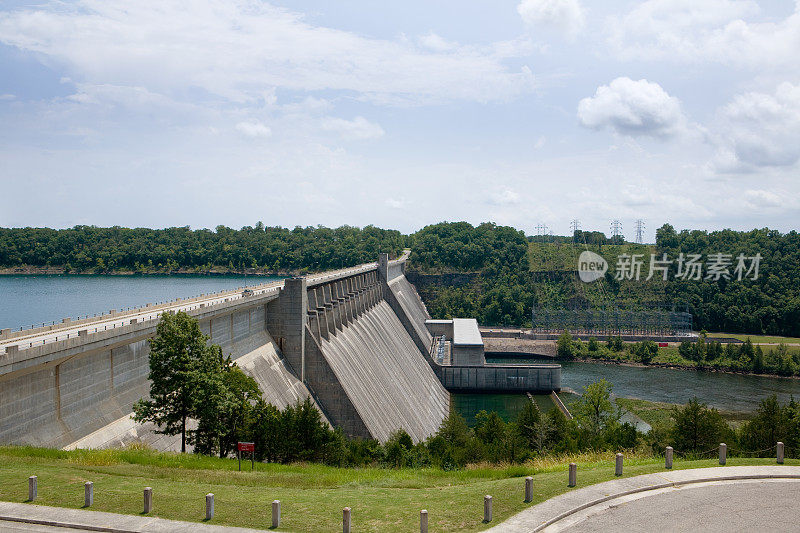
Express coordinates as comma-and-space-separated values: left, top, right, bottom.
1, 446, 795, 532
708, 333, 800, 345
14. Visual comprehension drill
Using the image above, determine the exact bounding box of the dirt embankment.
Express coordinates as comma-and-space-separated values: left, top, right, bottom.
483, 337, 557, 357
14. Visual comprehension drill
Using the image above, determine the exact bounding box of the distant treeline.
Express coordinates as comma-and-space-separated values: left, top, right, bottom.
3, 221, 799, 336
0, 224, 406, 273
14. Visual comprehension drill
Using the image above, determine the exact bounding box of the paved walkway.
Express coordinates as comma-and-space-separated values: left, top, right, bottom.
0, 501, 270, 532
488, 465, 800, 532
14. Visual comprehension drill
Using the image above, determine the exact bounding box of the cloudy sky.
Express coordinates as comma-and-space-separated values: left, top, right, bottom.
1, 0, 799, 239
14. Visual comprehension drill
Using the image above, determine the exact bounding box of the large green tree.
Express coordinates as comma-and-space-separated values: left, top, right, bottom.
133, 311, 223, 453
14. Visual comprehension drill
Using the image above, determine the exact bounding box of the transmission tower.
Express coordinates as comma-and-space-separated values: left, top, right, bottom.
536, 223, 549, 241
569, 219, 580, 244
610, 220, 623, 243
634, 219, 645, 244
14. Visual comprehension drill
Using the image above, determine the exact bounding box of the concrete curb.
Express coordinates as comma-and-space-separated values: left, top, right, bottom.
0, 501, 270, 532
487, 466, 800, 533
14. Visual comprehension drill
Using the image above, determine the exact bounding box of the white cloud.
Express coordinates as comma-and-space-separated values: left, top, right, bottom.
713, 82, 800, 171
517, 0, 586, 38
322, 116, 384, 141
577, 77, 687, 139
744, 189, 782, 208
608, 0, 800, 69
235, 121, 272, 137
489, 188, 521, 205
0, 1, 535, 106
0, 93, 15, 100
417, 32, 458, 52
384, 197, 406, 209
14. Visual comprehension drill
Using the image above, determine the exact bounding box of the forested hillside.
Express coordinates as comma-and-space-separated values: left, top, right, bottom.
0, 224, 406, 274
410, 222, 800, 336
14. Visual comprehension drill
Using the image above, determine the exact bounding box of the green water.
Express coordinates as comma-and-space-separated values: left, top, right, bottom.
452, 393, 568, 425
455, 355, 800, 424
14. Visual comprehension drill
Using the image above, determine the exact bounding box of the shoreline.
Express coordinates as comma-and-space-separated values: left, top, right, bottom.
0, 266, 295, 277
567, 355, 800, 381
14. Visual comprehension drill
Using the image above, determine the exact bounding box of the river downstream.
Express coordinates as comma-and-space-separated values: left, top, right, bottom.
452, 356, 800, 423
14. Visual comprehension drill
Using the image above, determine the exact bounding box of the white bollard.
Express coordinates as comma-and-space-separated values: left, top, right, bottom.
719, 443, 727, 465
665, 447, 673, 469
205, 493, 214, 520
420, 509, 428, 533
84, 482, 93, 507
568, 463, 577, 487
615, 453, 624, 476
524, 476, 533, 502
143, 487, 152, 514
484, 495, 493, 522
272, 500, 281, 528
777, 442, 785, 464
28, 476, 37, 501
343, 507, 351, 533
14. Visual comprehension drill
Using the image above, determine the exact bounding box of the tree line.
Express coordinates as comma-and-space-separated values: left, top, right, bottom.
555, 330, 800, 377
3, 220, 799, 336
0, 224, 406, 273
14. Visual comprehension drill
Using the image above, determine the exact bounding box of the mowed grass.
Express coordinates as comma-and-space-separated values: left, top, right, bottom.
708, 333, 800, 345
1, 446, 797, 531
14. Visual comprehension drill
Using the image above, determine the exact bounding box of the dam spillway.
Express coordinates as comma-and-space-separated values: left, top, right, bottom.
308, 300, 448, 442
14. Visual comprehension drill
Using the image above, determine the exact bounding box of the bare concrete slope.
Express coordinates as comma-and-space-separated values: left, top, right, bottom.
387, 275, 433, 350
315, 300, 448, 442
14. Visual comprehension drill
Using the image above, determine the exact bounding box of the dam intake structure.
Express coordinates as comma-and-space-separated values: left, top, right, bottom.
0, 252, 560, 450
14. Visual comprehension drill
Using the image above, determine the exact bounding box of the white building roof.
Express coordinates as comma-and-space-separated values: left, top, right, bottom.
452, 318, 483, 346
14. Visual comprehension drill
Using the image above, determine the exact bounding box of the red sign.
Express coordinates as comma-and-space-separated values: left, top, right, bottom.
237, 442, 254, 452
658, 342, 668, 347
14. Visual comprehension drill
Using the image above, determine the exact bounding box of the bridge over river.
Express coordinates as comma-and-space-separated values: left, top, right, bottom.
0, 252, 559, 450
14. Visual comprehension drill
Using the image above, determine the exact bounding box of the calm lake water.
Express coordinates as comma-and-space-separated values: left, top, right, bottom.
0, 274, 282, 331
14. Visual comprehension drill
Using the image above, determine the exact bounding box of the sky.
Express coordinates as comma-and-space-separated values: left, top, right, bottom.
1, 0, 799, 240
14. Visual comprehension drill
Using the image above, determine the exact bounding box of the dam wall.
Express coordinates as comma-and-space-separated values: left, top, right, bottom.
1, 253, 450, 449
0, 293, 320, 450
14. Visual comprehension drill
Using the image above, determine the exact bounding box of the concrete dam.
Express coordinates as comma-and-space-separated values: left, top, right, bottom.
0, 253, 559, 450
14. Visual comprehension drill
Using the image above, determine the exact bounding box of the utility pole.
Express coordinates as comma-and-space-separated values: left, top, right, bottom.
634, 219, 645, 244
610, 220, 623, 244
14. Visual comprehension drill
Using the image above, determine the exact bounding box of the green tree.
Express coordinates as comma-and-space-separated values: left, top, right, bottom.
557, 330, 575, 358
670, 398, 730, 454
739, 395, 785, 454
133, 311, 220, 453
572, 379, 618, 446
